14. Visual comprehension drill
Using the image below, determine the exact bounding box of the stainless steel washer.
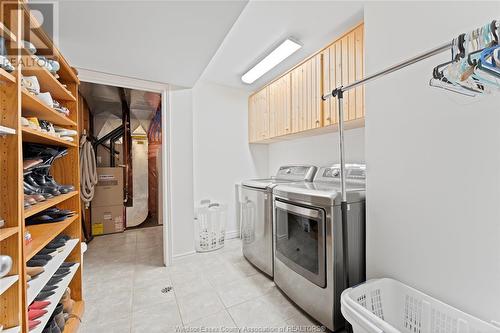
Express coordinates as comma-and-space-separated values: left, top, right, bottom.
239, 165, 317, 277
272, 164, 366, 331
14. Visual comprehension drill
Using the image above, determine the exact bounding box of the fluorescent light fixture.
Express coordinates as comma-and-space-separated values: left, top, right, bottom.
242, 38, 302, 84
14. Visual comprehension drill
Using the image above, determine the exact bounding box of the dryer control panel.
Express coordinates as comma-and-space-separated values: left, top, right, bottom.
315, 164, 366, 183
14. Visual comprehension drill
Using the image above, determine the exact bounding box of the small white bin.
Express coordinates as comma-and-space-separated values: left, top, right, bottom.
341, 278, 500, 333
194, 201, 227, 252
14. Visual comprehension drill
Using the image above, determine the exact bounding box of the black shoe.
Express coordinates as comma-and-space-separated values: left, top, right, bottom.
25, 174, 61, 196
24, 182, 54, 199
46, 277, 63, 286
35, 290, 55, 301
41, 285, 58, 292
27, 259, 48, 267
32, 254, 53, 261
60, 262, 77, 268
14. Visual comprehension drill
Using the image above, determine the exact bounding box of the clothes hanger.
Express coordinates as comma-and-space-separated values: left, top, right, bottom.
429, 78, 477, 97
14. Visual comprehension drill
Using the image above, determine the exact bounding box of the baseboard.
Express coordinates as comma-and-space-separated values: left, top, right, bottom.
172, 250, 196, 260
226, 230, 240, 239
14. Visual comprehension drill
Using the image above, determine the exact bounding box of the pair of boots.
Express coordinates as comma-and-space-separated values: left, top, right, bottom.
23, 145, 74, 206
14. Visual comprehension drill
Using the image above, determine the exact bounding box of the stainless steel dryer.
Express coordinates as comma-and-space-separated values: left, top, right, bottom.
240, 165, 317, 277
272, 164, 366, 331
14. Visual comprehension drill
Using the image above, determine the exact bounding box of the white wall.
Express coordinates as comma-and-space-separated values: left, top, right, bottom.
169, 89, 196, 257
267, 127, 365, 175
365, 2, 500, 322
192, 81, 268, 236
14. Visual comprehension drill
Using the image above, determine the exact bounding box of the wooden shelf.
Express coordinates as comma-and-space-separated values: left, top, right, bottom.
62, 301, 84, 333
0, 227, 18, 242
22, 127, 77, 147
22, 55, 76, 101
25, 215, 79, 261
24, 191, 78, 218
0, 68, 16, 83
3, 326, 20, 333
21, 90, 77, 127
0, 125, 16, 135
0, 275, 19, 296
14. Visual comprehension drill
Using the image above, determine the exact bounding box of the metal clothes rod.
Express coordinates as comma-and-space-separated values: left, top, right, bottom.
321, 41, 452, 100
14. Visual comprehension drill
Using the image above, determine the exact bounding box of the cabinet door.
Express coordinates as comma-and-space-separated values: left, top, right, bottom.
269, 74, 291, 137
291, 54, 322, 133
322, 23, 364, 124
248, 87, 269, 142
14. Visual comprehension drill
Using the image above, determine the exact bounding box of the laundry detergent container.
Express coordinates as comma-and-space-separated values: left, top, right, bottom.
194, 201, 227, 252
341, 278, 500, 333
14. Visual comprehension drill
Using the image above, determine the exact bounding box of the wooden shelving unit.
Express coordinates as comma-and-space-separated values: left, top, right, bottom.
0, 1, 83, 332
22, 127, 77, 147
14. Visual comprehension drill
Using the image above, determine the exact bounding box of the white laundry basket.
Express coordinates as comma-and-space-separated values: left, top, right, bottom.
341, 278, 500, 333
194, 201, 227, 252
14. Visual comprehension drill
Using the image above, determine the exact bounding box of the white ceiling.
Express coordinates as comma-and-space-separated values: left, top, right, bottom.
200, 1, 364, 91
55, 0, 248, 88
53, 1, 363, 90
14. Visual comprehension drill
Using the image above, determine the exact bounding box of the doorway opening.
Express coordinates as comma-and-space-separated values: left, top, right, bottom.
79, 81, 164, 233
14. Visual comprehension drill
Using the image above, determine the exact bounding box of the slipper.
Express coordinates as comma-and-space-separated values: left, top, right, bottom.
29, 319, 41, 330
26, 266, 45, 278
34, 290, 55, 301
29, 300, 51, 310
27, 259, 48, 267
46, 277, 63, 286
41, 285, 58, 292
28, 308, 47, 320
32, 254, 52, 261
60, 262, 77, 268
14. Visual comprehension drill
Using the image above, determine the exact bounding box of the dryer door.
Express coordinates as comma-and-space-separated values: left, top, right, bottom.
275, 199, 326, 287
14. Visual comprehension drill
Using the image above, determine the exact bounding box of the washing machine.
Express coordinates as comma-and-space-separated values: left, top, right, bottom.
272, 164, 366, 331
239, 165, 317, 277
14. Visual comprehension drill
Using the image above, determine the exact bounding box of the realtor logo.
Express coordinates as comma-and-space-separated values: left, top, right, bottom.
1, 1, 58, 56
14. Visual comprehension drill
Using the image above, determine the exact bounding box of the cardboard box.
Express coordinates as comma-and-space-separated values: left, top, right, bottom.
91, 205, 124, 235
92, 167, 124, 207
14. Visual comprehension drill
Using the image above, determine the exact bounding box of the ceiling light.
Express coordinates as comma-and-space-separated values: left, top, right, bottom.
242, 38, 302, 84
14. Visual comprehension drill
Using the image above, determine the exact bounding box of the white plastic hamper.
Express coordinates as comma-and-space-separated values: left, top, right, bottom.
341, 278, 500, 333
194, 201, 227, 252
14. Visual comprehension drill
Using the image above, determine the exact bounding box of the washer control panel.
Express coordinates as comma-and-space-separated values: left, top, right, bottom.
275, 165, 317, 182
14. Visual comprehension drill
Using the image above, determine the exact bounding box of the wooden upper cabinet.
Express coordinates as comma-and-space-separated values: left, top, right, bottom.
248, 87, 270, 143
269, 74, 291, 137
248, 22, 364, 143
322, 23, 364, 125
291, 53, 322, 133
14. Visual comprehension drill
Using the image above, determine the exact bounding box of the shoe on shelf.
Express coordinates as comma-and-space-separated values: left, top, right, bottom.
29, 300, 51, 310
46, 277, 63, 286
60, 262, 77, 268
32, 254, 53, 262
42, 320, 61, 333
23, 159, 44, 171
26, 266, 45, 279
61, 288, 74, 314
0, 255, 13, 278
29, 319, 41, 330
34, 290, 56, 301
41, 285, 58, 292
28, 309, 47, 320
38, 248, 57, 257
52, 303, 65, 331
27, 258, 48, 267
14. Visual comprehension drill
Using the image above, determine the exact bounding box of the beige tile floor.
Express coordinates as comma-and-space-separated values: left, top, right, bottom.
81, 226, 326, 333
